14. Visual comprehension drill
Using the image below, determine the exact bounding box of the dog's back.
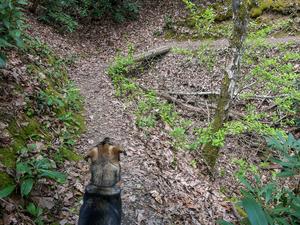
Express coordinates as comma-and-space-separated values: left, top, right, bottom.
78, 191, 121, 225
78, 137, 124, 225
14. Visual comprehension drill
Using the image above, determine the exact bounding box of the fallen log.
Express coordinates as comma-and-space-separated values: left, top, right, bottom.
133, 46, 171, 62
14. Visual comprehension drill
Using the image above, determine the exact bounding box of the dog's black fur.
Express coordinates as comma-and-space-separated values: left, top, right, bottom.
78, 137, 124, 225
78, 190, 121, 225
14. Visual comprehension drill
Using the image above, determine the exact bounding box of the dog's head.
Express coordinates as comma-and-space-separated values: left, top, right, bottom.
86, 137, 126, 163
85, 137, 126, 187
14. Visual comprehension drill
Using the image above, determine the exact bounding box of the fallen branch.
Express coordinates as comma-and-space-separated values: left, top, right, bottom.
139, 85, 243, 119
157, 91, 208, 114
245, 94, 289, 100
168, 91, 219, 96
133, 46, 171, 62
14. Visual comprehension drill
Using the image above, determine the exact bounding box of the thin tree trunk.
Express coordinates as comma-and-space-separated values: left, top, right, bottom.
202, 0, 249, 170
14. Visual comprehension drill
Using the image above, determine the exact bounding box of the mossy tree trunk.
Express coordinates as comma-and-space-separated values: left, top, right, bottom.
202, 0, 249, 170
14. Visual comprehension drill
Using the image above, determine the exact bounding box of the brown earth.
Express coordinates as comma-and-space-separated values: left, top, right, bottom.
17, 1, 300, 224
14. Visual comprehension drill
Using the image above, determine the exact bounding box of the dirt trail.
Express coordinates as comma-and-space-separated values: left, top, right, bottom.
70, 35, 300, 225
26, 7, 300, 224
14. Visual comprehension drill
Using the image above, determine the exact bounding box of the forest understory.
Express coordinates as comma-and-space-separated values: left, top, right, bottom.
0, 0, 300, 224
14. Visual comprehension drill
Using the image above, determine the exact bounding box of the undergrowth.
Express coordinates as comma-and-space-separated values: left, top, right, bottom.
220, 133, 300, 225
0, 37, 85, 224
107, 36, 299, 153
107, 36, 300, 223
0, 0, 26, 67
36, 0, 140, 32
165, 1, 298, 41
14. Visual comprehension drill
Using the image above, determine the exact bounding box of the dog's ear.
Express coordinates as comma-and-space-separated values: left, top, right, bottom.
111, 146, 126, 162
101, 137, 111, 145
85, 147, 98, 162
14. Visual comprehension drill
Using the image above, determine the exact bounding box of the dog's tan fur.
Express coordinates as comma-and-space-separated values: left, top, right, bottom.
78, 137, 124, 225
85, 138, 124, 189
86, 142, 124, 164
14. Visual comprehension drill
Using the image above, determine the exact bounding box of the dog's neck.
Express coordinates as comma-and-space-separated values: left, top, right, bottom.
86, 183, 121, 196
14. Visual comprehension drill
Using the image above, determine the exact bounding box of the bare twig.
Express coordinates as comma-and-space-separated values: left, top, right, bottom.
167, 91, 219, 96
258, 90, 272, 109
234, 81, 257, 97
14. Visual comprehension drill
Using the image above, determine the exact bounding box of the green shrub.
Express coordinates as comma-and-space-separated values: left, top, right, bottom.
219, 133, 300, 225
26, 202, 43, 225
36, 0, 140, 31
0, 153, 66, 199
0, 0, 26, 67
182, 0, 216, 37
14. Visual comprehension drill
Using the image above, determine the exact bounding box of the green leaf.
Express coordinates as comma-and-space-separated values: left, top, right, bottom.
3, 19, 10, 29
260, 183, 275, 204
27, 202, 43, 218
275, 217, 290, 225
0, 57, 6, 68
277, 170, 295, 177
266, 136, 283, 151
239, 177, 255, 193
242, 197, 268, 225
35, 158, 54, 170
15, 37, 24, 48
39, 169, 66, 183
26, 202, 37, 216
36, 206, 43, 217
0, 39, 13, 48
0, 185, 16, 198
287, 133, 295, 148
16, 162, 31, 175
21, 178, 34, 197
9, 29, 21, 38
0, 52, 6, 68
17, 0, 28, 5
217, 220, 234, 225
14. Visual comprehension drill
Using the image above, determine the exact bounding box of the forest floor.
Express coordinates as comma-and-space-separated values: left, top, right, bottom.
23, 1, 300, 224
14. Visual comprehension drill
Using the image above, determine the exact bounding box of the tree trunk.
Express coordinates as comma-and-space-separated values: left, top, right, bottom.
30, 0, 40, 14
202, 0, 249, 170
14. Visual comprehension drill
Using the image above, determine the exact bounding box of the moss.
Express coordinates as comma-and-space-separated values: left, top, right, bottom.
250, 0, 299, 17
251, 0, 273, 17
212, 0, 232, 21
60, 148, 82, 161
207, 0, 299, 21
8, 117, 41, 141
1, 117, 42, 168
73, 113, 86, 133
23, 119, 41, 138
0, 147, 16, 168
0, 172, 13, 189
27, 64, 42, 75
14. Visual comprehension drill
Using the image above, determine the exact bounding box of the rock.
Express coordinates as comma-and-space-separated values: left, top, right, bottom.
32, 197, 55, 210
0, 129, 11, 146
59, 219, 68, 225
0, 122, 8, 130
3, 214, 18, 225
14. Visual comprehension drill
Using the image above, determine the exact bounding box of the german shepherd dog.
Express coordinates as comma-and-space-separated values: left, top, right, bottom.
78, 137, 125, 225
